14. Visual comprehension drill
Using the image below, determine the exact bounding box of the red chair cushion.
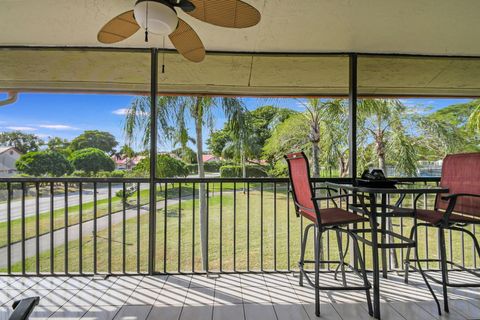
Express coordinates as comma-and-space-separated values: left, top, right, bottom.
416, 209, 480, 225
285, 153, 316, 216
436, 153, 480, 217
285, 152, 367, 227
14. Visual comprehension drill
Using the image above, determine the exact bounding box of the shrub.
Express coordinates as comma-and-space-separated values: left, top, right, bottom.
267, 162, 288, 177
220, 165, 268, 178
110, 170, 125, 178
70, 148, 115, 173
134, 154, 188, 178
70, 170, 88, 177
95, 171, 112, 178
16, 151, 73, 177
203, 161, 222, 172
186, 164, 198, 175
115, 185, 136, 205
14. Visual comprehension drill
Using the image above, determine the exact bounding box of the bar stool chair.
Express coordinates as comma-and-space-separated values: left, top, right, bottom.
404, 152, 480, 313
285, 152, 373, 317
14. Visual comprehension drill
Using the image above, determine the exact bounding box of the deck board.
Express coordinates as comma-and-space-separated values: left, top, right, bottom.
0, 271, 478, 319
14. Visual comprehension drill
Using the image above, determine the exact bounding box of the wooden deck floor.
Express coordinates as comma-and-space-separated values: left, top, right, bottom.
0, 271, 479, 319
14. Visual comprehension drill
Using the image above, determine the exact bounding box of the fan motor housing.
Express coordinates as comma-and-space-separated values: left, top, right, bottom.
134, 0, 179, 35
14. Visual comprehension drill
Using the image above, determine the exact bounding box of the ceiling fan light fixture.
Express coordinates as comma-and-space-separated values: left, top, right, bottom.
134, 0, 178, 35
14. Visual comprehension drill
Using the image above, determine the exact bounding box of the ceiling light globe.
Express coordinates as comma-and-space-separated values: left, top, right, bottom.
134, 0, 178, 35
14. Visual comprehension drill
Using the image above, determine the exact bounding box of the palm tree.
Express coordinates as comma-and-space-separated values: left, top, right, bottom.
357, 99, 418, 176
124, 95, 246, 272
357, 99, 463, 268
296, 99, 323, 177
320, 100, 350, 177
467, 104, 480, 134
170, 117, 196, 163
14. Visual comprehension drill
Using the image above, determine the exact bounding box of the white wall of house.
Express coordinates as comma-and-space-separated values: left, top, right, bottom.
0, 147, 21, 177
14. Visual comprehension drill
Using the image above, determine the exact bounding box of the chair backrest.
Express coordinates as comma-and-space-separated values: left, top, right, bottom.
436, 153, 480, 216
284, 152, 318, 222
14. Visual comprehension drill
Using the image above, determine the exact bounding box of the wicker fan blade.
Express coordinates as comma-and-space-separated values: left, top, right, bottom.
97, 10, 140, 44
187, 0, 260, 28
169, 19, 205, 63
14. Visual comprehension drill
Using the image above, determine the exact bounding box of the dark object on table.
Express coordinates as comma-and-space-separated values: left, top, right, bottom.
9, 297, 40, 320
355, 169, 397, 188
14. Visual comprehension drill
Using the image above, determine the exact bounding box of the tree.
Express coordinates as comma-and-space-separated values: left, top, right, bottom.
70, 130, 118, 154
119, 144, 136, 158
358, 99, 464, 176
468, 104, 480, 134
247, 106, 297, 159
70, 148, 115, 173
207, 106, 297, 162
427, 99, 479, 152
265, 99, 341, 178
300, 99, 323, 177
124, 96, 246, 272
46, 136, 71, 157
170, 118, 196, 163
0, 131, 43, 154
133, 154, 188, 178
207, 129, 231, 158
263, 113, 310, 170
16, 151, 73, 176
172, 147, 197, 164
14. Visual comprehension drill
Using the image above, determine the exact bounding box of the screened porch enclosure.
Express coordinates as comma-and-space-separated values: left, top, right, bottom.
1, 49, 479, 276
1, 0, 480, 317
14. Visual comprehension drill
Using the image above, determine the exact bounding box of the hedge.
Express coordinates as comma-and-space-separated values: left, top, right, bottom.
186, 161, 235, 174
219, 165, 268, 178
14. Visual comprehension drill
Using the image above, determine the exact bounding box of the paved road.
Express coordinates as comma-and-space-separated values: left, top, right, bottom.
0, 173, 220, 222
0, 184, 125, 222
0, 195, 190, 268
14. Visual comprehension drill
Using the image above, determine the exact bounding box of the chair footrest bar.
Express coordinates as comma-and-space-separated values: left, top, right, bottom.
351, 229, 415, 248
406, 260, 480, 287
300, 260, 343, 265
299, 268, 371, 291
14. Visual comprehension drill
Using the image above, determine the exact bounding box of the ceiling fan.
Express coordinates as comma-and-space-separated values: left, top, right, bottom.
97, 0, 261, 63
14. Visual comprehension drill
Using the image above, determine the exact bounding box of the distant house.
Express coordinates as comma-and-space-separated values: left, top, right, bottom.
0, 147, 22, 177
111, 154, 145, 170
202, 154, 221, 162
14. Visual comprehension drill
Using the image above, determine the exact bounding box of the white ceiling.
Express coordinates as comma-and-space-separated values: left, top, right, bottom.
2, 0, 480, 55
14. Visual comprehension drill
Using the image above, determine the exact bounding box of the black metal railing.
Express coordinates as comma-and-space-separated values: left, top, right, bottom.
0, 176, 478, 276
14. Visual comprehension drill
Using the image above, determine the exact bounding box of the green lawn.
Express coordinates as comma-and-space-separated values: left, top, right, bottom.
0, 185, 194, 248
2, 182, 479, 274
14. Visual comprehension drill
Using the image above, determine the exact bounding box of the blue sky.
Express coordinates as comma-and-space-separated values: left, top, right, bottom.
0, 92, 472, 152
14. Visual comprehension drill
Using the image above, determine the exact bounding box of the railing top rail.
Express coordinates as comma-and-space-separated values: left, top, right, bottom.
0, 176, 440, 183
0, 177, 149, 183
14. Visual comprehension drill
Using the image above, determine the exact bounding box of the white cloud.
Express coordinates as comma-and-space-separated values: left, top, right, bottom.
6, 126, 36, 131
39, 124, 77, 130
113, 108, 148, 116
112, 108, 129, 115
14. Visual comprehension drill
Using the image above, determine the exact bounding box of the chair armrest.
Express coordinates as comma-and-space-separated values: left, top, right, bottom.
312, 186, 338, 193
441, 193, 480, 200
396, 181, 414, 185
312, 194, 351, 201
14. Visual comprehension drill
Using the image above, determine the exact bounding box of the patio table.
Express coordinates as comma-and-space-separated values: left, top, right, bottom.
325, 182, 448, 319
